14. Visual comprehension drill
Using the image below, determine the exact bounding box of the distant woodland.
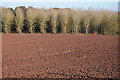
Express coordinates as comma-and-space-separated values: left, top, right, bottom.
0, 6, 119, 35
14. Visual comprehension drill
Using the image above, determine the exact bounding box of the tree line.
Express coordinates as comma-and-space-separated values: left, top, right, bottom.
0, 6, 119, 35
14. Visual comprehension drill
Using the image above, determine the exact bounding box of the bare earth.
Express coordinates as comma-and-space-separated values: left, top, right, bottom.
2, 34, 119, 79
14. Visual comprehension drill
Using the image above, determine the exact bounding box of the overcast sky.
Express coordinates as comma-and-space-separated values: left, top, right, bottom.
0, 0, 119, 11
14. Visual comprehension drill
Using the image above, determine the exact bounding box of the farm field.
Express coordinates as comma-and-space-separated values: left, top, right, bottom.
2, 34, 119, 79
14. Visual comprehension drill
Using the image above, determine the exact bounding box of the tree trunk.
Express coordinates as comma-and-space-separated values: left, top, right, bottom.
41, 27, 45, 33
85, 19, 90, 34
4, 27, 8, 33
52, 26, 57, 34
40, 23, 46, 33
75, 25, 79, 33
30, 26, 33, 33
17, 27, 22, 33
4, 24, 9, 33
85, 25, 89, 34
40, 26, 45, 33
63, 26, 66, 33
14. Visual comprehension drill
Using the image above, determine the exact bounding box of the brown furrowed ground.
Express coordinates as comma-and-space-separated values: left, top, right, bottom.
2, 34, 119, 79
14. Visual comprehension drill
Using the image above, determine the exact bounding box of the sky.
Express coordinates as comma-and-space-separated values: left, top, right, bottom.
0, 0, 119, 2
0, 0, 119, 11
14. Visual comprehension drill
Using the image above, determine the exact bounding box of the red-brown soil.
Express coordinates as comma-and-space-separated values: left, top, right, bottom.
2, 34, 119, 79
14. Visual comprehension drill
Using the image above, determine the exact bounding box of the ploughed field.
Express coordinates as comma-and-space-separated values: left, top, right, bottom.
2, 34, 119, 78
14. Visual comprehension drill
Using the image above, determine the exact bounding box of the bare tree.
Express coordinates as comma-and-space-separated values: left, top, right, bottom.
0, 7, 2, 32
82, 9, 94, 34
1, 7, 14, 33
60, 10, 69, 33
26, 7, 37, 33
37, 8, 49, 33
72, 10, 81, 33
93, 11, 102, 32
101, 10, 118, 35
49, 10, 58, 34
15, 6, 25, 33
